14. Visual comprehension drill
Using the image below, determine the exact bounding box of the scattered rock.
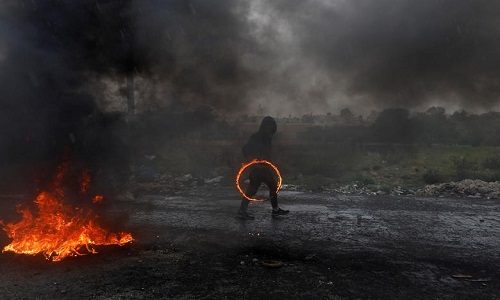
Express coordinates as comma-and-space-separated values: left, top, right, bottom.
331, 184, 416, 196
204, 176, 224, 184
175, 174, 193, 182
281, 184, 301, 191
304, 253, 316, 261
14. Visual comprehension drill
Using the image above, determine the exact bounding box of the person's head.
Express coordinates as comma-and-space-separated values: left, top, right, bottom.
259, 116, 277, 136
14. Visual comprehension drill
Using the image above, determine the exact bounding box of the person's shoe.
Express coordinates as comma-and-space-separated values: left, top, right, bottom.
236, 210, 255, 220
272, 208, 289, 217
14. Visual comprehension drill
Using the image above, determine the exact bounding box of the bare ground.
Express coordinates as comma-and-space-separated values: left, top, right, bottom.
0, 187, 499, 299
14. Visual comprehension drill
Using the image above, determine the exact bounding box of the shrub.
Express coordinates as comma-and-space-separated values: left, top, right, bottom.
482, 155, 500, 170
451, 156, 476, 180
352, 174, 376, 185
423, 169, 444, 184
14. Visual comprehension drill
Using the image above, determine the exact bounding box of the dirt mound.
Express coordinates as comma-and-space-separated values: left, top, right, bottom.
417, 179, 500, 199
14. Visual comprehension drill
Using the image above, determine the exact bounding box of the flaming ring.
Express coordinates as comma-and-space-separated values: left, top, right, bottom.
235, 159, 282, 202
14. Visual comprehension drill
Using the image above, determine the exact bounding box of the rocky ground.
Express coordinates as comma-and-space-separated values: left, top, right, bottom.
132, 170, 500, 200
0, 185, 499, 299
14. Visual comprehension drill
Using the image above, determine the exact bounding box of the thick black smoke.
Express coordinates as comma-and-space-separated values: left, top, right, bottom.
1, 0, 499, 157
0, 0, 254, 110
0, 0, 254, 165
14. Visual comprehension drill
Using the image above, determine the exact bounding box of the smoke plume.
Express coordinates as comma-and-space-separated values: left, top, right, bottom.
1, 0, 499, 140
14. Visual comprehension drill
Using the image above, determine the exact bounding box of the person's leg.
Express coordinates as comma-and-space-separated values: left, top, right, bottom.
261, 167, 278, 207
267, 182, 279, 209
241, 167, 262, 207
239, 180, 259, 211
270, 194, 278, 209
262, 167, 288, 215
237, 168, 261, 219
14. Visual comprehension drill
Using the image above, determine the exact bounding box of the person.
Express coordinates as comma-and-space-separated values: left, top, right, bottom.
237, 116, 289, 220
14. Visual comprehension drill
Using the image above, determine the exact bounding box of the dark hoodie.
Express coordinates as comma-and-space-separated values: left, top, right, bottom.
242, 116, 277, 161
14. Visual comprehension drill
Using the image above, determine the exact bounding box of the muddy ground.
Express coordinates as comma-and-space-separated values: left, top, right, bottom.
0, 187, 499, 299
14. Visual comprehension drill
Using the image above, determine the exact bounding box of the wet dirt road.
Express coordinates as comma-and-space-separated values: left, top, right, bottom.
1, 187, 499, 299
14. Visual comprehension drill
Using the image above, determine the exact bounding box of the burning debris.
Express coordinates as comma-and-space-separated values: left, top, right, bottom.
1, 161, 133, 262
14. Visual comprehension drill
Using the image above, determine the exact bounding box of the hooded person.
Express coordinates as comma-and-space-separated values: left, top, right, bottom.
237, 116, 289, 220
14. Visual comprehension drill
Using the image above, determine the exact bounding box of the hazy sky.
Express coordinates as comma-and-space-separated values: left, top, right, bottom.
1, 0, 500, 117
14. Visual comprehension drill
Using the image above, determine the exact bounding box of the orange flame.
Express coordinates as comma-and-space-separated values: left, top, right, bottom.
1, 163, 133, 261
92, 195, 104, 203
79, 169, 91, 194
235, 159, 282, 202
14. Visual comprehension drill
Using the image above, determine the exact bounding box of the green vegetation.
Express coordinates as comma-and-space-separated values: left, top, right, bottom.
145, 140, 500, 191
275, 144, 500, 190
126, 107, 500, 192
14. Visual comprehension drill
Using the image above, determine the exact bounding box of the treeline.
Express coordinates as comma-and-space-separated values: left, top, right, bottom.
301, 107, 500, 146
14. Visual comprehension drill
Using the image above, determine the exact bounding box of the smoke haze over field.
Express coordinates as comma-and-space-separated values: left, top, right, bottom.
1, 0, 500, 121
244, 0, 500, 115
